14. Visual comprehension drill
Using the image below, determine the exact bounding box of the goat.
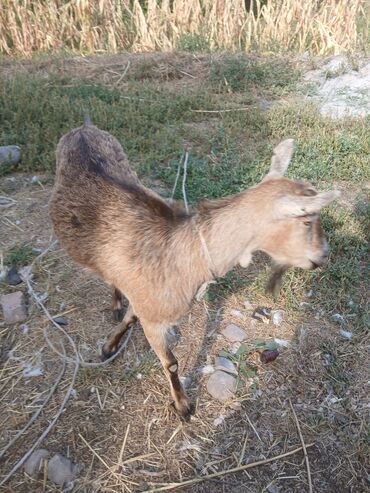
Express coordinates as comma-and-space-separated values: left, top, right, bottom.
49, 121, 339, 420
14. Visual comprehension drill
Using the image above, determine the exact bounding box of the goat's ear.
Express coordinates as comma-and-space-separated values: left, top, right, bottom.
262, 139, 295, 182
277, 190, 341, 217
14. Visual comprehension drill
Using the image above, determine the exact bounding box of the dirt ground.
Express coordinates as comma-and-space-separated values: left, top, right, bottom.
0, 173, 368, 493
0, 54, 369, 493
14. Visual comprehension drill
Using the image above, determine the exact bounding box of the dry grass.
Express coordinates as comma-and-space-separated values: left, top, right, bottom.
0, 0, 368, 57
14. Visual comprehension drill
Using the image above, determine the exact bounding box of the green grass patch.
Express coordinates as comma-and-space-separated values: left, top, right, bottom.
268, 103, 370, 184
4, 244, 38, 267
209, 55, 299, 96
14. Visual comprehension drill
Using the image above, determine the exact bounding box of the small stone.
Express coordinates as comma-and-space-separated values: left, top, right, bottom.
243, 300, 253, 310
215, 357, 238, 376
230, 309, 245, 320
20, 323, 30, 334
230, 400, 242, 410
332, 313, 344, 323
213, 415, 225, 426
271, 310, 284, 326
260, 349, 279, 364
206, 370, 237, 402
6, 266, 22, 286
267, 485, 281, 493
53, 316, 69, 326
24, 449, 50, 477
0, 145, 21, 166
1, 291, 27, 324
252, 307, 271, 324
221, 324, 247, 342
47, 453, 79, 486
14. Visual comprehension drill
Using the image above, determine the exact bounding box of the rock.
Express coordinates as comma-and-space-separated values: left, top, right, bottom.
303, 58, 370, 119
221, 323, 247, 342
20, 323, 30, 334
47, 453, 79, 486
6, 266, 22, 286
213, 415, 225, 426
260, 349, 279, 364
230, 309, 245, 320
215, 356, 238, 376
252, 307, 271, 323
1, 291, 27, 323
206, 370, 237, 402
271, 310, 284, 326
267, 485, 281, 493
243, 299, 253, 310
24, 449, 50, 477
52, 316, 69, 326
0, 145, 21, 166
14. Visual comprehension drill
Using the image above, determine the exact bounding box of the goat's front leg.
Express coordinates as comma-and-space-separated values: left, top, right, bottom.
101, 303, 137, 360
142, 321, 194, 421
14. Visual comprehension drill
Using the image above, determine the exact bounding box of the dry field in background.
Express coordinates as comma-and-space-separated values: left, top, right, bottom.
0, 53, 369, 492
0, 0, 368, 57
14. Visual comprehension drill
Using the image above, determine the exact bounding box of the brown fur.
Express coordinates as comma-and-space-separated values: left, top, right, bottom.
49, 125, 339, 420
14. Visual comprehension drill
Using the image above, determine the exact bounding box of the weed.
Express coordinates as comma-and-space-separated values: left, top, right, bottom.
5, 244, 37, 267
177, 34, 210, 53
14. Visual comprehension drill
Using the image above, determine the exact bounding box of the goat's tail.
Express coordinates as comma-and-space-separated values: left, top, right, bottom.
83, 110, 93, 126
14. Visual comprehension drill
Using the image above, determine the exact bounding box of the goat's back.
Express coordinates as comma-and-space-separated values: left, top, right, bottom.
49, 124, 203, 322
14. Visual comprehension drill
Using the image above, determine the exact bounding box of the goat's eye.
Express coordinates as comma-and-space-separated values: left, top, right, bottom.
304, 221, 311, 227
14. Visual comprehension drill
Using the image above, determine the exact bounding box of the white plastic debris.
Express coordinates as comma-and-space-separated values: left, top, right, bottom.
23, 363, 43, 377
332, 313, 344, 323
274, 338, 290, 348
339, 329, 353, 340
200, 365, 215, 375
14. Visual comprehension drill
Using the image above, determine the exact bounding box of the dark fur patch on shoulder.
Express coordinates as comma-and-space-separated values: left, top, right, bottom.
76, 129, 189, 223
71, 214, 82, 228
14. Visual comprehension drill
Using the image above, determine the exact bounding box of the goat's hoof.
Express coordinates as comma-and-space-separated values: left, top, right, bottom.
171, 401, 195, 422
113, 308, 124, 322
101, 344, 117, 362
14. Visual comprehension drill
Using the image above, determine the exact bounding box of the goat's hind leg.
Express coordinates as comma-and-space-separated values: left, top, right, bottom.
142, 321, 194, 421
112, 287, 125, 322
101, 303, 137, 361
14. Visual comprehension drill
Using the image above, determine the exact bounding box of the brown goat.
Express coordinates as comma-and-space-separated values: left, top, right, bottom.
49, 122, 339, 420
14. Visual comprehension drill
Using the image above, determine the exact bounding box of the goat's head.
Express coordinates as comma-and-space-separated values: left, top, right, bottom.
254, 139, 340, 293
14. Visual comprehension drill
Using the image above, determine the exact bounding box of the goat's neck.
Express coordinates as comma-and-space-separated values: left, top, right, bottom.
197, 189, 261, 277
